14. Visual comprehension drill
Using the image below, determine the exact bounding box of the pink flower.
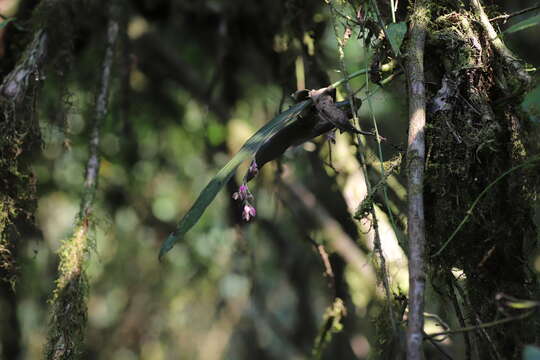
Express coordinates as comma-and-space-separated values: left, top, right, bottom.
242, 203, 257, 221
232, 184, 249, 201
248, 160, 259, 177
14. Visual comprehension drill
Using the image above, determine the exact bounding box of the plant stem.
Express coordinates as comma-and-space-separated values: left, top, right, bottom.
427, 311, 535, 338
45, 16, 118, 360
490, 3, 540, 22
390, 0, 397, 23
470, 0, 531, 89
405, 1, 429, 359
330, 68, 369, 89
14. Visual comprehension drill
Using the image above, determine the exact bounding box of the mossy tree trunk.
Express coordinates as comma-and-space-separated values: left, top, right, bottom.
422, 1, 538, 358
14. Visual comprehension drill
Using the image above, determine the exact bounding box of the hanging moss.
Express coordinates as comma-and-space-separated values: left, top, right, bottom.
312, 297, 347, 359
0, 0, 98, 284
0, 3, 60, 285
44, 219, 92, 360
0, 97, 41, 284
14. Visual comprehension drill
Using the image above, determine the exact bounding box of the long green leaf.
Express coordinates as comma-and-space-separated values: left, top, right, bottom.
159, 99, 312, 259
505, 14, 540, 33
522, 84, 540, 123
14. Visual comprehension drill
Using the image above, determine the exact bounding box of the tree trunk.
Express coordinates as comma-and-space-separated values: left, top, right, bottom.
423, 1, 538, 358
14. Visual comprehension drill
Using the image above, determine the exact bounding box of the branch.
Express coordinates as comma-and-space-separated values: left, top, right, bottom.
470, 0, 531, 90
423, 331, 453, 360
489, 3, 540, 22
82, 21, 118, 213
277, 177, 375, 358
328, 3, 399, 335
405, 1, 429, 359
46, 17, 119, 360
426, 311, 535, 339
369, 0, 400, 57
278, 177, 377, 285
0, 30, 48, 105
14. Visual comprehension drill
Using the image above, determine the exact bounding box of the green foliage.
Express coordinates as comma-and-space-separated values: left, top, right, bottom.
159, 99, 312, 259
506, 14, 540, 34
3, 0, 538, 359
522, 85, 540, 123
45, 220, 91, 360
386, 21, 407, 56
524, 346, 540, 360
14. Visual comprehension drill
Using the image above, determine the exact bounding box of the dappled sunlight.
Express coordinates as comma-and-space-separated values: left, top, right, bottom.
336, 133, 408, 294
2, 1, 538, 359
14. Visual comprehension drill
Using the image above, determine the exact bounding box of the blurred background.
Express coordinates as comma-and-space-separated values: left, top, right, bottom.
0, 0, 538, 359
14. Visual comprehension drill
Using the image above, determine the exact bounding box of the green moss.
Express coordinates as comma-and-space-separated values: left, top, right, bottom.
45, 218, 93, 360
355, 154, 402, 220
0, 98, 40, 284
367, 303, 404, 360
312, 298, 346, 359
0, 0, 91, 286
422, 5, 538, 358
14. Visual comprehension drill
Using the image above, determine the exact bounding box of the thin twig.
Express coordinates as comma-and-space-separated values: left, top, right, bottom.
363, 64, 403, 308
330, 68, 369, 89
449, 276, 504, 359
306, 236, 336, 290
473, 312, 503, 360
329, 3, 398, 335
489, 3, 540, 22
432, 154, 540, 257
369, 0, 399, 57
446, 274, 472, 360
330, 4, 362, 25
405, 1, 429, 359
277, 178, 374, 358
390, 0, 397, 23
423, 331, 453, 360
46, 17, 118, 360
0, 30, 48, 105
278, 178, 377, 285
451, 278, 481, 359
316, 243, 335, 280
81, 21, 118, 214
426, 311, 535, 338
470, 0, 531, 90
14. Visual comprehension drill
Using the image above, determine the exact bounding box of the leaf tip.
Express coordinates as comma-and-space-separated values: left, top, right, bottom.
158, 232, 177, 261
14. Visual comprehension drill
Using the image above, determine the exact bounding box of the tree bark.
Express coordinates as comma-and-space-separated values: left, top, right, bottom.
405, 1, 429, 359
